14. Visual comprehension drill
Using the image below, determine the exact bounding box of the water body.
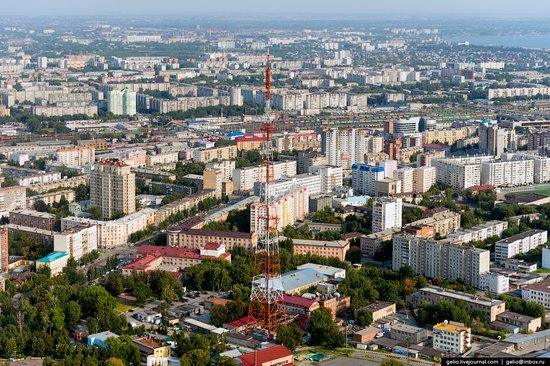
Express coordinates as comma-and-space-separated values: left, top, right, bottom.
449, 34, 550, 49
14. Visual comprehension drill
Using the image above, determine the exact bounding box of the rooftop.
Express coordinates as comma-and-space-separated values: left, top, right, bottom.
419, 286, 505, 307
523, 278, 550, 293
36, 251, 68, 263
433, 321, 469, 334
497, 229, 546, 244
240, 345, 293, 366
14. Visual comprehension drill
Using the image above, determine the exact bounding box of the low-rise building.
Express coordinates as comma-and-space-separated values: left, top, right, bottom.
121, 243, 231, 275
27, 190, 76, 208
521, 278, 550, 309
432, 321, 471, 355
390, 323, 429, 344
9, 210, 56, 231
53, 224, 98, 261
495, 311, 541, 333
352, 327, 380, 344
239, 345, 294, 366
354, 301, 396, 323
132, 336, 171, 364
410, 287, 506, 321
35, 251, 69, 276
290, 237, 349, 261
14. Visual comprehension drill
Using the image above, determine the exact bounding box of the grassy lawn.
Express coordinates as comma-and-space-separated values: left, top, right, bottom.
534, 189, 550, 197
115, 302, 135, 314
536, 268, 550, 274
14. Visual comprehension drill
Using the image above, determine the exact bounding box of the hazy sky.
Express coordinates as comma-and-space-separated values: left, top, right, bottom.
2, 0, 550, 17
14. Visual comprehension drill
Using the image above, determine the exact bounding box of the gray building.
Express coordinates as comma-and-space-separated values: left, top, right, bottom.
390, 323, 429, 345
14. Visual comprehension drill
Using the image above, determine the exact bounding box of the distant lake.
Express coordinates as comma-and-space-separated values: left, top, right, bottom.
448, 34, 550, 49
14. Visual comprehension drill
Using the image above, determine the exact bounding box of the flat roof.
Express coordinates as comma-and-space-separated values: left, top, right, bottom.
497, 229, 546, 244
433, 321, 469, 334
419, 286, 505, 307
36, 251, 68, 263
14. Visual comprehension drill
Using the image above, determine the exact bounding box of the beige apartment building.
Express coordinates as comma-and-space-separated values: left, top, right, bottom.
289, 237, 350, 261
29, 175, 90, 194
90, 160, 136, 220
56, 146, 95, 167
168, 224, 257, 251
0, 186, 27, 216
27, 190, 75, 208
193, 145, 237, 163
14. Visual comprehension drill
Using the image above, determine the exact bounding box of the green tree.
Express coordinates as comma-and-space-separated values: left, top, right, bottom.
381, 359, 404, 366
184, 349, 210, 366
217, 356, 238, 366
276, 324, 304, 351
309, 308, 344, 349
355, 309, 373, 327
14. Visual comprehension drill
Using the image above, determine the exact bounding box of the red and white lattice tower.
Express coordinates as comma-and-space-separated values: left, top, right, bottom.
248, 49, 285, 339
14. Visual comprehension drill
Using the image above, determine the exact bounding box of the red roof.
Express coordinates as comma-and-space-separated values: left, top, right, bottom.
240, 345, 293, 366
235, 135, 267, 143
203, 242, 222, 250
423, 143, 449, 150
282, 294, 317, 308
470, 185, 495, 192
226, 315, 255, 328
137, 245, 205, 260
122, 255, 159, 271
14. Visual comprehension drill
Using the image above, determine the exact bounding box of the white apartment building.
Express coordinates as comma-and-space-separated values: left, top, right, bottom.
479, 272, 510, 294
250, 187, 309, 235
396, 167, 414, 194
433, 156, 493, 190
447, 221, 508, 244
352, 164, 385, 195
205, 160, 236, 181
413, 166, 436, 194
487, 86, 550, 100
433, 322, 471, 355
522, 279, 550, 309
61, 208, 156, 249
232, 161, 297, 191
321, 128, 369, 169
107, 89, 137, 116
495, 230, 548, 263
377, 160, 398, 179
503, 152, 550, 184
56, 146, 95, 167
392, 235, 490, 288
53, 224, 98, 260
480, 159, 534, 187
372, 197, 403, 233
308, 165, 343, 194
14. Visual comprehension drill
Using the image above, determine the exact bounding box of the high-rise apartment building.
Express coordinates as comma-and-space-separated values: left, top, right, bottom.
396, 167, 414, 194
480, 159, 534, 187
107, 89, 137, 116
433, 156, 493, 190
392, 235, 490, 288
321, 128, 368, 169
90, 160, 136, 220
56, 146, 96, 167
250, 187, 309, 235
352, 164, 384, 195
502, 152, 550, 184
372, 197, 403, 233
478, 124, 516, 158
308, 166, 343, 194
413, 166, 436, 194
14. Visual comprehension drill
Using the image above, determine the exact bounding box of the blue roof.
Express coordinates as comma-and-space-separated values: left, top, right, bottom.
352, 164, 384, 173
281, 268, 328, 292
36, 251, 68, 263
227, 131, 245, 137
